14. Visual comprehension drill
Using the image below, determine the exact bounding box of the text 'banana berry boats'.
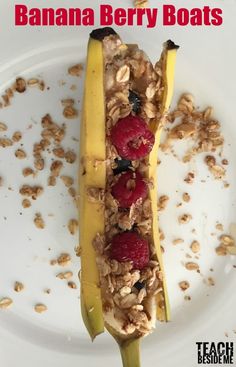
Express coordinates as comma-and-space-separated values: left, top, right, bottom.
79, 27, 178, 367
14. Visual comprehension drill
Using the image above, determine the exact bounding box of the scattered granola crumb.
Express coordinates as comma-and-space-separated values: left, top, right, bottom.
215, 245, 227, 256
222, 159, 228, 165
65, 150, 76, 164
57, 253, 71, 267
0, 138, 13, 147
68, 281, 77, 289
225, 332, 229, 338
182, 192, 190, 202
34, 157, 44, 171
56, 271, 73, 280
179, 281, 190, 291
44, 289, 51, 294
207, 277, 215, 286
22, 167, 34, 177
184, 295, 191, 301
19, 185, 43, 200
173, 238, 184, 245
34, 213, 45, 229
216, 223, 224, 231
68, 187, 76, 198
14, 281, 24, 292
184, 172, 195, 184
0, 297, 13, 309
75, 245, 81, 257
185, 262, 199, 271
48, 176, 56, 186
34, 304, 47, 313
204, 155, 216, 167
134, 0, 148, 8
50, 160, 63, 177
158, 195, 169, 211
209, 165, 226, 180
15, 149, 27, 159
15, 77, 27, 93
68, 64, 83, 77
63, 105, 78, 119
50, 259, 57, 266
60, 175, 74, 187
190, 240, 200, 253
178, 213, 192, 224
220, 234, 234, 246
22, 199, 31, 208
53, 147, 65, 159
68, 219, 79, 235
0, 177, 2, 186
0, 122, 7, 131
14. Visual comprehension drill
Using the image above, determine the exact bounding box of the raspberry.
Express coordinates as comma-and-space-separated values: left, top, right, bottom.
110, 231, 149, 270
111, 170, 148, 208
110, 115, 155, 160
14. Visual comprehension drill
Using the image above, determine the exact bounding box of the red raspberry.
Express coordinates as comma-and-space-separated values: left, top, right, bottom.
110, 115, 155, 160
111, 170, 148, 208
110, 232, 149, 270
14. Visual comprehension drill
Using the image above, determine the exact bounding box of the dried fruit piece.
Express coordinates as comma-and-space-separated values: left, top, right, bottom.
15, 77, 26, 93
185, 262, 199, 271
190, 240, 200, 253
57, 253, 71, 266
110, 115, 155, 160
110, 231, 149, 270
178, 213, 192, 224
111, 171, 148, 208
179, 281, 190, 291
65, 150, 76, 164
68, 281, 77, 289
22, 199, 31, 208
12, 131, 22, 142
56, 271, 73, 280
50, 160, 63, 177
22, 167, 34, 177
15, 149, 27, 159
182, 192, 190, 202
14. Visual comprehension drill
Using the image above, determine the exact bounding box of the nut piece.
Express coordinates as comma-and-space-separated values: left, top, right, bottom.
182, 192, 190, 202
68, 64, 83, 77
0, 297, 13, 309
158, 195, 169, 211
22, 199, 31, 208
56, 271, 73, 280
68, 219, 79, 235
50, 160, 63, 177
68, 281, 77, 289
178, 214, 192, 224
15, 149, 27, 159
57, 253, 71, 266
34, 304, 47, 313
12, 131, 22, 142
190, 240, 200, 253
34, 213, 45, 229
185, 262, 199, 271
15, 77, 26, 93
14, 281, 24, 292
60, 176, 74, 187
65, 150, 76, 164
179, 281, 190, 291
216, 223, 223, 231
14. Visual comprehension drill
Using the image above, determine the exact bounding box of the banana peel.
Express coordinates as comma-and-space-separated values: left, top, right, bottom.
79, 28, 179, 365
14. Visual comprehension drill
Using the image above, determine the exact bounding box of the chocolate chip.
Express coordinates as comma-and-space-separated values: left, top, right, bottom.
113, 158, 132, 175
90, 27, 117, 41
128, 90, 141, 114
134, 281, 145, 291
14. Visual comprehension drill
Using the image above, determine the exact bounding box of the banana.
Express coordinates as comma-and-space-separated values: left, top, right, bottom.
79, 27, 178, 365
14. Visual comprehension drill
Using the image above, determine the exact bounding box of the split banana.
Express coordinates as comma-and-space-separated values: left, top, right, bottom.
79, 27, 178, 366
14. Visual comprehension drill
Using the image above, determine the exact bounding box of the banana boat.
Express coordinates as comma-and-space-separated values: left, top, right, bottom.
79, 27, 178, 366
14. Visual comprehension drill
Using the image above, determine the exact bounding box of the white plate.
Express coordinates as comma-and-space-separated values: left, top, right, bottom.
0, 0, 236, 366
